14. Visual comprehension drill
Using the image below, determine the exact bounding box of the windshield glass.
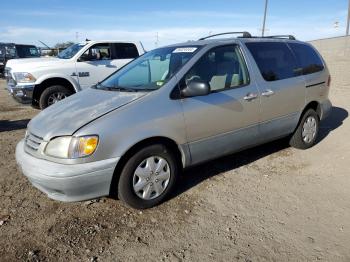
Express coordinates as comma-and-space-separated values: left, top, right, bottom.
5, 46, 16, 58
16, 45, 40, 58
97, 46, 200, 91
57, 43, 86, 59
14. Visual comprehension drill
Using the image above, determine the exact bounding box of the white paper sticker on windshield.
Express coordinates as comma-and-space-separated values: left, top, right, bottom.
173, 47, 197, 53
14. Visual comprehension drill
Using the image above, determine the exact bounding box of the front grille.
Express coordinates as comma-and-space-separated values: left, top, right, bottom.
25, 132, 43, 152
4, 67, 11, 79
5, 68, 16, 87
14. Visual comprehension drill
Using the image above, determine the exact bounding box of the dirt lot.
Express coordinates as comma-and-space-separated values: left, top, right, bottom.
0, 70, 349, 261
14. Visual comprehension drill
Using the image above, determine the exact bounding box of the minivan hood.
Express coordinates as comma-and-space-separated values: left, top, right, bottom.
28, 88, 147, 141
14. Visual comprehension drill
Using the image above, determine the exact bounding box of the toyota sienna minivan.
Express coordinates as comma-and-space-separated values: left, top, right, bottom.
16, 32, 332, 209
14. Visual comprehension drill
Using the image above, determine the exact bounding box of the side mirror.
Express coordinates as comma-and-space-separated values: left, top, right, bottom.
181, 79, 210, 97
78, 54, 90, 62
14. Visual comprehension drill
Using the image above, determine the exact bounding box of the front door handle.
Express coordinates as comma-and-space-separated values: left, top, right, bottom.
243, 93, 258, 101
261, 89, 275, 97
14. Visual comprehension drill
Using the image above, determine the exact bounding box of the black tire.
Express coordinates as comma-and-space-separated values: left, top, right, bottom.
118, 144, 179, 209
289, 109, 319, 149
39, 85, 73, 109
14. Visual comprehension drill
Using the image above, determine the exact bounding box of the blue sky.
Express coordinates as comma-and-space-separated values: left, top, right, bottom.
0, 0, 348, 49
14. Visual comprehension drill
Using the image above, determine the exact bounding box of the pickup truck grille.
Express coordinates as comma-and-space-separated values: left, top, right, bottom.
5, 67, 16, 88
25, 132, 43, 152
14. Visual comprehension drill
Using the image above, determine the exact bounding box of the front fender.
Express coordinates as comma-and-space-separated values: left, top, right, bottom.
35, 73, 80, 92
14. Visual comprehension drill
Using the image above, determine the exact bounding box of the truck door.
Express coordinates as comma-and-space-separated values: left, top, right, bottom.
111, 42, 140, 69
75, 43, 117, 89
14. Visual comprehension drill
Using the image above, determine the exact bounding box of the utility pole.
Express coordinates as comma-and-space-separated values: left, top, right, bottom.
155, 32, 159, 48
262, 0, 269, 37
347, 0, 350, 36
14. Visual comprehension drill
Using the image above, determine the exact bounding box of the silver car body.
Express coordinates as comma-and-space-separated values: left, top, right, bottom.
16, 37, 332, 201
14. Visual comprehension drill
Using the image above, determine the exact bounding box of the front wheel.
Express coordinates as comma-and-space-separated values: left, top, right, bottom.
39, 85, 73, 109
289, 109, 319, 149
117, 144, 179, 209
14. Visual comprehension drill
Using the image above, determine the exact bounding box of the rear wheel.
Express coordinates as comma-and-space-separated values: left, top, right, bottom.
39, 85, 73, 109
117, 144, 179, 209
289, 109, 319, 149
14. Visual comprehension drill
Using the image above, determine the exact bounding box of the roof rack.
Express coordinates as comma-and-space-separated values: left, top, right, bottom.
198, 31, 252, 41
262, 35, 296, 40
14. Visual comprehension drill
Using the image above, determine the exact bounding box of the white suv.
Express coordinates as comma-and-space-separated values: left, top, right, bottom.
5, 40, 145, 109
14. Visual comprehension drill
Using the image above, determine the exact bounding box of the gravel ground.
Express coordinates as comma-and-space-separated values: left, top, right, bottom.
0, 67, 349, 261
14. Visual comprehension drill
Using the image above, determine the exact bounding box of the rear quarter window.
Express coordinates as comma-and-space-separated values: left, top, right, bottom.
113, 43, 139, 59
288, 43, 324, 75
245, 42, 299, 82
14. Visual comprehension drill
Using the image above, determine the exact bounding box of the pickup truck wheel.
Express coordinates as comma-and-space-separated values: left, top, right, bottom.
118, 144, 179, 209
289, 109, 319, 149
39, 85, 73, 109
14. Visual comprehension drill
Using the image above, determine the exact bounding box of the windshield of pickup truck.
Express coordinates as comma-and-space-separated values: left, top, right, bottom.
96, 46, 200, 91
57, 43, 86, 59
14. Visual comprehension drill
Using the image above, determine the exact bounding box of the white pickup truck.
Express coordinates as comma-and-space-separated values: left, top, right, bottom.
5, 40, 145, 109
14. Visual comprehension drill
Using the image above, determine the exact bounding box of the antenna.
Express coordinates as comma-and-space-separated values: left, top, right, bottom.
38, 40, 52, 49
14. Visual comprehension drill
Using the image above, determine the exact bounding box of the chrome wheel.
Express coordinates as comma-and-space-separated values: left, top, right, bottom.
47, 92, 67, 105
302, 116, 317, 143
132, 156, 171, 200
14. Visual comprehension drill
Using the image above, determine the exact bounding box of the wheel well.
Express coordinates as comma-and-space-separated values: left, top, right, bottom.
109, 137, 183, 198
32, 78, 76, 107
303, 101, 321, 118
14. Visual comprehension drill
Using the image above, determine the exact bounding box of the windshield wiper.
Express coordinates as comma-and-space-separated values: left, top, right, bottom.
95, 82, 154, 92
95, 83, 139, 92
112, 85, 139, 92
94, 82, 113, 90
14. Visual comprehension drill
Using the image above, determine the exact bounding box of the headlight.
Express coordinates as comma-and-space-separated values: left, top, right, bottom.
13, 72, 36, 83
69, 135, 99, 158
44, 135, 99, 159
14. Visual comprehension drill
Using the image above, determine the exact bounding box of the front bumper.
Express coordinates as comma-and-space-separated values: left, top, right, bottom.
5, 68, 34, 103
15, 139, 119, 202
7, 83, 34, 104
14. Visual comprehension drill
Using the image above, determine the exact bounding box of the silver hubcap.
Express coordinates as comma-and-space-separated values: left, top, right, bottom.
132, 156, 171, 200
47, 92, 67, 105
302, 116, 317, 143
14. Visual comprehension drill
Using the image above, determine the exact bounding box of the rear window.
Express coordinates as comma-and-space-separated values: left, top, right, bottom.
16, 45, 40, 58
246, 42, 298, 82
113, 43, 139, 59
288, 43, 324, 75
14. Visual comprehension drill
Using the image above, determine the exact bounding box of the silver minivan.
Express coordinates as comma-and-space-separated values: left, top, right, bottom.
16, 32, 332, 209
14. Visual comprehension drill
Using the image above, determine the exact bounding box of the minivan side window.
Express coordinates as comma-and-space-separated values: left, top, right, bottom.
246, 42, 298, 82
113, 43, 139, 59
288, 43, 324, 75
182, 45, 249, 92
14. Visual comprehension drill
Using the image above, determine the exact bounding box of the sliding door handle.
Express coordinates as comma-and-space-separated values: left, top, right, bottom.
261, 89, 275, 97
243, 93, 258, 101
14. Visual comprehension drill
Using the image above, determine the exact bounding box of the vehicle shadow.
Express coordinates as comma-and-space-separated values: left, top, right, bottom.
0, 119, 30, 132
317, 106, 348, 142
170, 106, 348, 201
172, 138, 289, 200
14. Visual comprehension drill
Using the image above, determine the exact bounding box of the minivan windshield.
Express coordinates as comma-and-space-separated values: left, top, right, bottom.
96, 46, 200, 91
58, 43, 86, 59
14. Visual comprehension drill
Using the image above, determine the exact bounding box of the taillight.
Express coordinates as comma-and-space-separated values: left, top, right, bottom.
327, 75, 331, 87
